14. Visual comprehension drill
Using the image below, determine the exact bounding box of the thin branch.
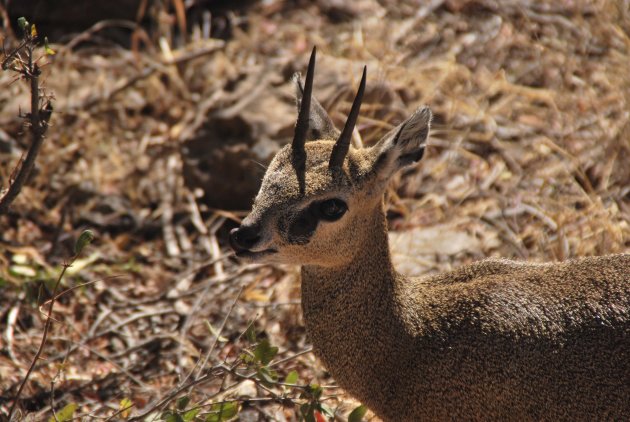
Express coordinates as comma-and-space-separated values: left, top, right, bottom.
8, 258, 73, 419
127, 366, 226, 421
196, 286, 243, 379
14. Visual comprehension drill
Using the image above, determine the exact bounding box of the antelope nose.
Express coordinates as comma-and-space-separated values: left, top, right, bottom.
229, 224, 261, 252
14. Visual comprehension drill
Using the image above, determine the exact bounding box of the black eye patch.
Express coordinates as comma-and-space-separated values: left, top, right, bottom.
286, 199, 348, 244
287, 209, 319, 245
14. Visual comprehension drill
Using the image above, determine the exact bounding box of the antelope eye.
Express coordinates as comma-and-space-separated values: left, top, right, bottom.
318, 198, 347, 221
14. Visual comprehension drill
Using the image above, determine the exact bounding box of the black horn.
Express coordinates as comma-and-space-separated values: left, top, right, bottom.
329, 65, 366, 170
292, 46, 316, 169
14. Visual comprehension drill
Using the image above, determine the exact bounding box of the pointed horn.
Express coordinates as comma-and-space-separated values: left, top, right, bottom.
292, 46, 316, 167
329, 65, 366, 170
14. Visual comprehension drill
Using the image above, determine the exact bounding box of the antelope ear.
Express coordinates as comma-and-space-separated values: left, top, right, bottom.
293, 73, 340, 141
370, 106, 432, 181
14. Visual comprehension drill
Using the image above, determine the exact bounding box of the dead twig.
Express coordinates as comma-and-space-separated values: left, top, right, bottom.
79, 40, 224, 110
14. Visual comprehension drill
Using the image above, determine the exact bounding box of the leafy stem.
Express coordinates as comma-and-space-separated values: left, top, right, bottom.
8, 230, 94, 420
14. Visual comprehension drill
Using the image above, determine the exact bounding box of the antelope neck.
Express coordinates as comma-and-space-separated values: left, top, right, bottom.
301, 205, 398, 304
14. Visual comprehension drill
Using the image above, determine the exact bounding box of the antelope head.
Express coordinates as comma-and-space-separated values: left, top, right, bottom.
230, 47, 432, 267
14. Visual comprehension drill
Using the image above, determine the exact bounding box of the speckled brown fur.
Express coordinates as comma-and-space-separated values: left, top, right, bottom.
232, 75, 630, 421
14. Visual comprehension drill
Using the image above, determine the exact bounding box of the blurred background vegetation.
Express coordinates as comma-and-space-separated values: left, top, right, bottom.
0, 0, 629, 420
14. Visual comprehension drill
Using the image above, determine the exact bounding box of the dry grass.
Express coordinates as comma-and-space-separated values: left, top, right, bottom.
0, 0, 629, 420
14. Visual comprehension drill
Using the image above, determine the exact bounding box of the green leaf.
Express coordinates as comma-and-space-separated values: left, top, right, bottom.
17, 17, 29, 31
253, 339, 278, 365
348, 405, 368, 422
307, 383, 323, 400
177, 396, 190, 410
284, 370, 299, 385
161, 411, 184, 422
183, 408, 201, 421
44, 37, 56, 55
245, 324, 257, 343
256, 366, 278, 387
206, 401, 239, 422
240, 351, 255, 364
119, 397, 133, 418
75, 229, 95, 255
300, 403, 315, 422
49, 403, 77, 422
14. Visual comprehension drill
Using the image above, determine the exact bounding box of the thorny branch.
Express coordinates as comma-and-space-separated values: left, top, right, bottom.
0, 21, 53, 215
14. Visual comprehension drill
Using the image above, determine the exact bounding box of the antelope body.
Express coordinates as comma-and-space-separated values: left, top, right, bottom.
230, 48, 630, 421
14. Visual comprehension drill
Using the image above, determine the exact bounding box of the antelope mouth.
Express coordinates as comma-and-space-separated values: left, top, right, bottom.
234, 248, 278, 260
